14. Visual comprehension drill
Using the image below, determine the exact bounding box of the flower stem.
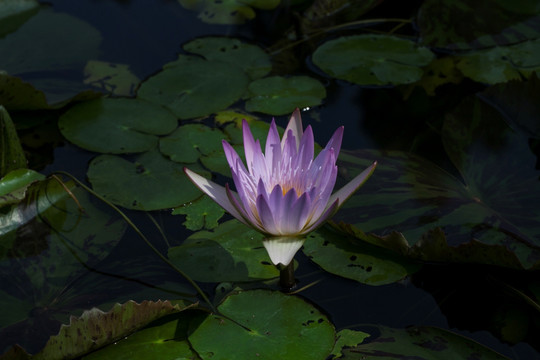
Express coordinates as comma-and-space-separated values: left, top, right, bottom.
279, 262, 296, 291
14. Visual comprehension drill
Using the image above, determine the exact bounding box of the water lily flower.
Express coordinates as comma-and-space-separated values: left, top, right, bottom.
184, 109, 376, 266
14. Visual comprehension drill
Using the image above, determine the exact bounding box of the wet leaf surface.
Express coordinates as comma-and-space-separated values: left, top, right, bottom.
189, 290, 335, 360
312, 35, 434, 85
59, 98, 177, 154
87, 150, 207, 211
137, 55, 249, 119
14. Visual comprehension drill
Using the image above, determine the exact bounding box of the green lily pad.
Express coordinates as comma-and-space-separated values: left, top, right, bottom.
172, 195, 225, 231
34, 300, 193, 360
82, 312, 200, 360
312, 34, 434, 85
0, 8, 101, 105
417, 0, 540, 50
331, 329, 370, 359
0, 168, 45, 207
245, 76, 326, 115
137, 55, 249, 119
59, 98, 177, 154
456, 39, 540, 84
83, 60, 141, 96
159, 123, 225, 163
183, 37, 271, 79
340, 325, 509, 359
0, 106, 26, 177
178, 0, 280, 24
478, 74, 540, 138
168, 220, 279, 282
334, 97, 540, 269
0, 0, 39, 37
188, 290, 335, 360
87, 150, 206, 210
303, 227, 420, 286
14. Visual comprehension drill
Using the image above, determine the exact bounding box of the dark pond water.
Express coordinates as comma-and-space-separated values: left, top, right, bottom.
2, 0, 540, 359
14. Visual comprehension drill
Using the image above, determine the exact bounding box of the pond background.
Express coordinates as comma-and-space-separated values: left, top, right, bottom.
1, 0, 540, 359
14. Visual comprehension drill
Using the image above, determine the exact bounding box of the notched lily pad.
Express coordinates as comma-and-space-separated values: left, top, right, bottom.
335, 96, 540, 269
84, 60, 140, 96
312, 34, 434, 86
168, 220, 278, 282
456, 39, 540, 84
34, 300, 193, 360
178, 0, 280, 25
159, 123, 225, 163
137, 55, 249, 119
245, 76, 326, 115
341, 325, 509, 359
303, 227, 420, 286
59, 98, 177, 154
188, 290, 335, 360
183, 37, 271, 79
418, 0, 540, 50
172, 195, 225, 231
87, 150, 206, 210
0, 8, 101, 104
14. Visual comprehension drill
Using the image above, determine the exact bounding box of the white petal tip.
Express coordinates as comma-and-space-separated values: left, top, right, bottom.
262, 237, 305, 266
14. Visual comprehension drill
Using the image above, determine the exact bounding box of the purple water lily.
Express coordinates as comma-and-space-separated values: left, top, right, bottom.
184, 109, 376, 266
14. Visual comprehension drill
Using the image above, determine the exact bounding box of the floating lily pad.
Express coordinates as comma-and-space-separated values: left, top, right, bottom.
172, 195, 225, 231
303, 227, 420, 286
178, 0, 280, 24
159, 123, 225, 163
418, 0, 540, 50
83, 60, 140, 96
137, 55, 249, 119
334, 97, 540, 269
183, 37, 271, 79
456, 39, 540, 84
245, 76, 326, 115
0, 8, 101, 104
312, 34, 434, 85
478, 74, 540, 138
168, 220, 279, 282
34, 300, 192, 360
0, 106, 26, 177
82, 311, 199, 360
87, 150, 206, 210
331, 329, 370, 359
0, 0, 39, 37
59, 98, 177, 154
189, 290, 335, 360
341, 325, 509, 359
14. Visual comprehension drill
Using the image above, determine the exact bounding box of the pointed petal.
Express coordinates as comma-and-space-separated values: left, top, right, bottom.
262, 236, 305, 266
265, 119, 281, 170
242, 119, 259, 174
327, 161, 377, 209
302, 198, 340, 234
324, 126, 344, 155
284, 191, 311, 234
225, 183, 264, 231
256, 193, 279, 235
294, 125, 314, 170
282, 108, 302, 150
223, 140, 247, 174
184, 168, 245, 223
